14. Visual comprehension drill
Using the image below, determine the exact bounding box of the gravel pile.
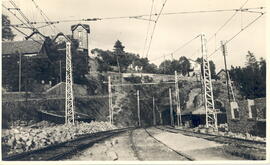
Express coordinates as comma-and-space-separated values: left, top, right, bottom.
2, 121, 117, 156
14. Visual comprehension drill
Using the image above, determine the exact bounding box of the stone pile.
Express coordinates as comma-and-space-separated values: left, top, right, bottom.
2, 121, 117, 156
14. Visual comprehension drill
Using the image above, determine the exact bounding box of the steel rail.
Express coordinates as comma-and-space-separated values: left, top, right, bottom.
3, 127, 134, 161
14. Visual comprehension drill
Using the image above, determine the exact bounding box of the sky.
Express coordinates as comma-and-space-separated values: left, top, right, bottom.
2, 0, 267, 71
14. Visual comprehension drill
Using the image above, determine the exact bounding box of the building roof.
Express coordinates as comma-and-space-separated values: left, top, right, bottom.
71, 24, 90, 33
52, 32, 72, 42
2, 40, 44, 55
216, 69, 226, 76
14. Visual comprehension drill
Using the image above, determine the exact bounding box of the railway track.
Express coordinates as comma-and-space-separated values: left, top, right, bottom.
156, 126, 266, 151
3, 127, 134, 161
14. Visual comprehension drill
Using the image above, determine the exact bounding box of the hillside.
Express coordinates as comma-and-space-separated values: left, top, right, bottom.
2, 70, 242, 129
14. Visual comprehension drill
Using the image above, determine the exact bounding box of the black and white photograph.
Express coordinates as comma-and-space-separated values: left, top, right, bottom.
1, 0, 268, 163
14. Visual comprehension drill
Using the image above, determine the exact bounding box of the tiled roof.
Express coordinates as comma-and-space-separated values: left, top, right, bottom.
2, 40, 44, 55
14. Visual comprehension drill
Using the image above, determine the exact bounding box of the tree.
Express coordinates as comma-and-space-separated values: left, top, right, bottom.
195, 57, 216, 79
2, 37, 90, 91
245, 51, 258, 69
113, 40, 125, 52
113, 40, 128, 72
2, 14, 15, 41
158, 57, 191, 75
179, 56, 190, 76
159, 60, 173, 74
229, 52, 266, 99
2, 52, 20, 91
45, 38, 89, 85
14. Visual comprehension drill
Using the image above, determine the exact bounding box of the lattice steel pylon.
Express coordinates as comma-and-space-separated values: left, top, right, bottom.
65, 42, 75, 125
201, 34, 217, 129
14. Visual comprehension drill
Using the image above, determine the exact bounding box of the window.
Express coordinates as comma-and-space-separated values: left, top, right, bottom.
78, 31, 82, 39
251, 105, 257, 118
230, 101, 239, 119
234, 108, 240, 118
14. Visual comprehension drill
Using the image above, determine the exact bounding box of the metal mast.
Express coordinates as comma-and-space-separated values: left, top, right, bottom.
137, 90, 141, 127
152, 96, 156, 125
175, 71, 182, 126
221, 41, 236, 102
65, 41, 75, 125
169, 88, 174, 126
201, 34, 217, 128
108, 76, 113, 124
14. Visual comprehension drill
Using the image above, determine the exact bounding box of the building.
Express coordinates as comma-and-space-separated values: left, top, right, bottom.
52, 32, 72, 45
216, 69, 227, 82
188, 60, 201, 77
2, 40, 47, 58
71, 24, 90, 51
226, 98, 266, 137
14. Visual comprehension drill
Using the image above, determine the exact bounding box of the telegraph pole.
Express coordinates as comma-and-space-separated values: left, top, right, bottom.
108, 76, 113, 124
169, 88, 174, 126
152, 96, 156, 125
137, 90, 141, 127
175, 71, 181, 127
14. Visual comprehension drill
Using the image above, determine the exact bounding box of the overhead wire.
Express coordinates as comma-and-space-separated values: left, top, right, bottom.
183, 0, 254, 63
9, 0, 36, 29
8, 0, 47, 41
145, 0, 168, 58
208, 0, 250, 42
2, 4, 32, 30
149, 0, 258, 63
2, 4, 42, 44
5, 7, 264, 26
142, 0, 155, 58
150, 34, 201, 61
31, 0, 57, 35
207, 12, 265, 59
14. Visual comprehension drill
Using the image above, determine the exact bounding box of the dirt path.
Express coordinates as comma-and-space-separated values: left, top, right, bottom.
68, 128, 188, 161
146, 127, 245, 160
67, 127, 246, 161
131, 128, 189, 161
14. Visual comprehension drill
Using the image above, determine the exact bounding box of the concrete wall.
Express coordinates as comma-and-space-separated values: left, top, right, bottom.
226, 98, 266, 137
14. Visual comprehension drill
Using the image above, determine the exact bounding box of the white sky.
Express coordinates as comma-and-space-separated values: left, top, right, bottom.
2, 0, 267, 71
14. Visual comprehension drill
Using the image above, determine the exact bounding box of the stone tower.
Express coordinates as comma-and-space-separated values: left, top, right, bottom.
71, 24, 90, 51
